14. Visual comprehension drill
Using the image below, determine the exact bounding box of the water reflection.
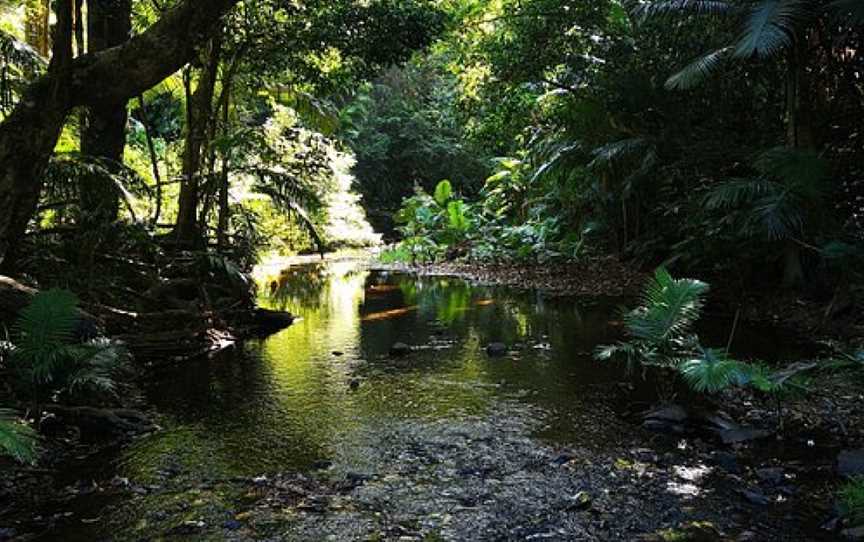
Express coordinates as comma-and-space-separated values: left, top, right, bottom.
121, 260, 807, 482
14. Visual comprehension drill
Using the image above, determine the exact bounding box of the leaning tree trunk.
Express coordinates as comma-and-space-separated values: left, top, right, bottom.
0, 0, 240, 271
79, 0, 133, 223
0, 0, 74, 273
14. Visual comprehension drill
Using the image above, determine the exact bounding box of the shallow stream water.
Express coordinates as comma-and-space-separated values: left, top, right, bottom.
7, 258, 822, 540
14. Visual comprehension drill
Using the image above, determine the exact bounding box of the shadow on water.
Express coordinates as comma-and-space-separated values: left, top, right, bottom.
10, 259, 821, 540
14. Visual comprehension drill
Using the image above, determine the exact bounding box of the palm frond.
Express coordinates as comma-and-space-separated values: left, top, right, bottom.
666, 47, 733, 90
734, 0, 810, 59
42, 153, 154, 220
632, 0, 735, 21
626, 267, 709, 342
753, 146, 828, 198
65, 338, 127, 398
703, 178, 780, 209
748, 191, 804, 239
679, 347, 747, 392
254, 182, 326, 255
530, 139, 585, 183
0, 409, 38, 464
11, 289, 80, 384
197, 253, 250, 288
588, 138, 651, 171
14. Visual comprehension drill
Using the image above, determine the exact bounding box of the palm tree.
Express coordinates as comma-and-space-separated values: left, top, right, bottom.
635, 0, 864, 147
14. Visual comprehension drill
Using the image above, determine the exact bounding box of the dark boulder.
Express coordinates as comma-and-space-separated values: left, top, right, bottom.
389, 342, 412, 357
485, 342, 508, 357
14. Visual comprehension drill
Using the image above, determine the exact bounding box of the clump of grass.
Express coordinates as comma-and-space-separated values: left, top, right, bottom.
840, 477, 864, 525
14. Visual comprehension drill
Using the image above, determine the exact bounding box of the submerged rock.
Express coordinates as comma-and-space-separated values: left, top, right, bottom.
843, 526, 864, 541
740, 489, 770, 506
755, 467, 784, 485
838, 449, 864, 478
712, 451, 740, 473
390, 342, 412, 357
485, 342, 508, 357
717, 428, 771, 445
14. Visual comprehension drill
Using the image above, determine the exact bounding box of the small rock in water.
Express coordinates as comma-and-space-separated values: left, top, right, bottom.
838, 449, 864, 478
390, 343, 412, 357
820, 516, 841, 532
485, 342, 508, 357
755, 467, 784, 485
552, 453, 575, 466
843, 526, 864, 541
740, 489, 770, 506
718, 428, 771, 445
568, 491, 592, 511
712, 451, 739, 473
346, 472, 372, 486
332, 351, 344, 357
223, 519, 243, 531
311, 460, 333, 471
349, 379, 361, 390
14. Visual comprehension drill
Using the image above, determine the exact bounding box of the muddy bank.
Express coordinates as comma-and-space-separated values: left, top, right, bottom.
373, 256, 646, 297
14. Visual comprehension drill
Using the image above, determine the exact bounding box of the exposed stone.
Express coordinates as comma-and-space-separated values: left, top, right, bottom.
644, 405, 688, 424
389, 342, 412, 357
485, 342, 508, 357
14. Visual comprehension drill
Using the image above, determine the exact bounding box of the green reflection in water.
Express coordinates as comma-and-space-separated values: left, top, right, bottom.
118, 259, 805, 484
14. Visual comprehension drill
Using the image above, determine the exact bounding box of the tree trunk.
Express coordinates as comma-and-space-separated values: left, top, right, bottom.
137, 95, 163, 225
79, 0, 133, 223
174, 33, 222, 247
0, 0, 240, 269
216, 91, 231, 250
24, 0, 51, 57
0, 1, 74, 273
